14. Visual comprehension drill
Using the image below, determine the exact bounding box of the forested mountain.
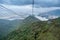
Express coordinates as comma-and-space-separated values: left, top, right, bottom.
0, 19, 22, 39
1, 16, 60, 40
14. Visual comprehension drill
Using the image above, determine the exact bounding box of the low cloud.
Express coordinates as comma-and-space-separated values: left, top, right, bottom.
35, 16, 48, 21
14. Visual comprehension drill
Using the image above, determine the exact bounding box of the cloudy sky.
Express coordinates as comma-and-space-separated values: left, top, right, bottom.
0, 0, 60, 21
1, 0, 59, 7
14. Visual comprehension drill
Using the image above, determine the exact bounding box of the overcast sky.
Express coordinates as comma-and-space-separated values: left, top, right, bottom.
0, 0, 60, 21
0, 0, 59, 7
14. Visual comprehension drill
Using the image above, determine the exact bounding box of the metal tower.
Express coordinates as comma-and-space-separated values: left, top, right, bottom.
32, 0, 34, 16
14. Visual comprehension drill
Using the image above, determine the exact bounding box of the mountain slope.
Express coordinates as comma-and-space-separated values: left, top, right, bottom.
1, 16, 60, 40
0, 19, 22, 39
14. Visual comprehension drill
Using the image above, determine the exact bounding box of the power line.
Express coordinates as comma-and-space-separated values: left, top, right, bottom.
0, 4, 23, 17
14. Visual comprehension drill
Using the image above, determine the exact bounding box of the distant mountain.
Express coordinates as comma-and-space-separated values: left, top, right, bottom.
0, 19, 22, 39
38, 9, 60, 19
46, 9, 60, 16
2, 15, 60, 40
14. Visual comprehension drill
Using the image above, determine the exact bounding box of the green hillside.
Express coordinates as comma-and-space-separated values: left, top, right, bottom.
0, 19, 22, 39
1, 16, 60, 40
